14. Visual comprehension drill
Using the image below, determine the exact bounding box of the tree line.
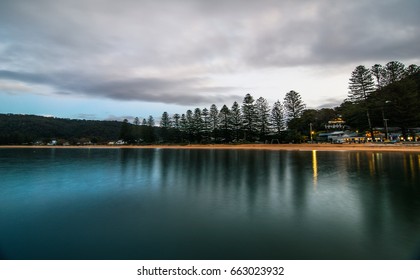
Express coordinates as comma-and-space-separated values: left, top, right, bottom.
1, 61, 418, 145
123, 61, 419, 144
121, 90, 307, 144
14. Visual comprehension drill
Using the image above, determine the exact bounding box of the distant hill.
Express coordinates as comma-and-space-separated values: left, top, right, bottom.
0, 114, 124, 145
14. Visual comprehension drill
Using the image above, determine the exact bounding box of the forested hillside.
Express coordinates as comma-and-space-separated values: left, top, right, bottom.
338, 63, 420, 137
0, 114, 123, 144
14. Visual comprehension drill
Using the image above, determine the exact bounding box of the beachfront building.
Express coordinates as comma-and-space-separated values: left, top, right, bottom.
317, 117, 361, 143
316, 131, 365, 143
325, 117, 346, 131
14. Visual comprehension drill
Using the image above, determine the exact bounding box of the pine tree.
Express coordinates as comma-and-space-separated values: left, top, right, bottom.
255, 97, 271, 140
159, 112, 171, 142
371, 64, 383, 89
143, 115, 155, 143
382, 61, 406, 86
147, 115, 155, 127
348, 65, 375, 140
180, 114, 187, 130
271, 100, 285, 135
283, 90, 306, 122
348, 66, 375, 102
241, 93, 256, 141
172, 113, 180, 130
201, 107, 210, 139
186, 110, 194, 142
193, 108, 203, 140
160, 112, 171, 128
406, 64, 420, 76
219, 105, 231, 142
209, 104, 219, 137
230, 101, 242, 142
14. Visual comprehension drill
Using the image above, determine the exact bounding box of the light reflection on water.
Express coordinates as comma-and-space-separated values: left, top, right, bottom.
312, 150, 318, 189
0, 148, 420, 260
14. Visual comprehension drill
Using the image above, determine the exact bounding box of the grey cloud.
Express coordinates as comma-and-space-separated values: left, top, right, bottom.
315, 97, 344, 109
310, 1, 420, 63
2, 0, 419, 70
0, 70, 238, 105
81, 76, 238, 105
244, 1, 420, 67
1, 0, 419, 105
0, 70, 55, 85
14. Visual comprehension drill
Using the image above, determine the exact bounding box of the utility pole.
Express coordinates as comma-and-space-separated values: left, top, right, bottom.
382, 100, 391, 141
367, 110, 374, 142
309, 123, 313, 143
384, 119, 389, 141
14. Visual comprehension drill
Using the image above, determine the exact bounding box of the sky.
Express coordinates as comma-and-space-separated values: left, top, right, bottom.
1, 0, 419, 122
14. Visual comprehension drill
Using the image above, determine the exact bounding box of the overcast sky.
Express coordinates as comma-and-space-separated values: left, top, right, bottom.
1, 0, 419, 121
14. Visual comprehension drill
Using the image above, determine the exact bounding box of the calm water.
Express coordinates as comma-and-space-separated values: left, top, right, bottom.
1, 148, 420, 260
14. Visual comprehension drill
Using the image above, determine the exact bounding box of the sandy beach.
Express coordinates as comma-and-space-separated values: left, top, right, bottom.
2, 143, 420, 152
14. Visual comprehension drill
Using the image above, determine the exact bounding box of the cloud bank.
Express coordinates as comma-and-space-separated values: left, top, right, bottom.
1, 0, 419, 106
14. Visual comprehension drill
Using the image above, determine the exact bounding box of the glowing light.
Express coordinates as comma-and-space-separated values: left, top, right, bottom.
368, 152, 376, 176
312, 150, 318, 189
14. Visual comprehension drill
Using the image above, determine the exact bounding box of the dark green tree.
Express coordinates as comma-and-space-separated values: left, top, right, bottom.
160, 112, 171, 128
193, 108, 203, 141
271, 100, 285, 136
159, 112, 171, 142
230, 101, 242, 142
255, 97, 271, 141
288, 109, 317, 138
371, 64, 383, 89
283, 90, 306, 124
382, 61, 406, 86
147, 115, 155, 127
219, 104, 231, 142
179, 113, 188, 142
348, 65, 375, 140
241, 93, 257, 141
186, 110, 194, 142
201, 107, 210, 141
336, 101, 366, 131
348, 65, 375, 101
406, 64, 420, 76
172, 113, 180, 130
209, 104, 219, 137
144, 115, 156, 143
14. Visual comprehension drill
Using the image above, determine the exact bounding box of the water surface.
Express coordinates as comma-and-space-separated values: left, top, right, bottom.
1, 148, 420, 259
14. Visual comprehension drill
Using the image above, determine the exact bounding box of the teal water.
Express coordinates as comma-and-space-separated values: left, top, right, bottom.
1, 148, 420, 259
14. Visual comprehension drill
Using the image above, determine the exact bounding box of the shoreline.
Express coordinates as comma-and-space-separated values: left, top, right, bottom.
1, 143, 420, 152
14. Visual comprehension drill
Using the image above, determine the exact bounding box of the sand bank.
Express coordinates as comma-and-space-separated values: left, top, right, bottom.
1, 143, 420, 152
